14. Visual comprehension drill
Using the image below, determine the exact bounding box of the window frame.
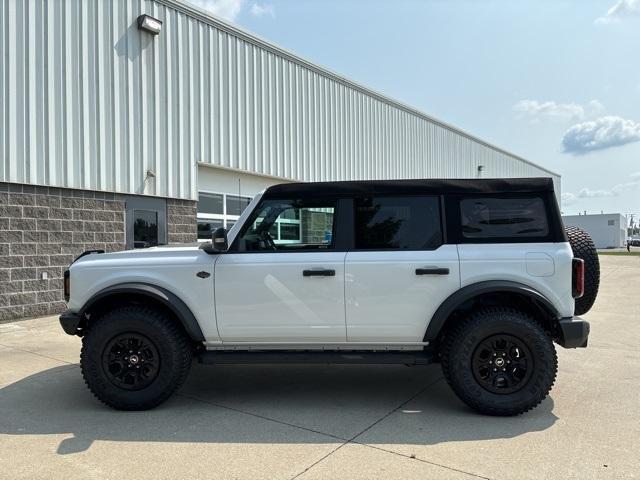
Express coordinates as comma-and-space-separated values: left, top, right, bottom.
351, 194, 444, 252
446, 193, 560, 244
228, 197, 345, 253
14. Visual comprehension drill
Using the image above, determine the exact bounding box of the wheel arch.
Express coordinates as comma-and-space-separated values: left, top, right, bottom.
78, 283, 205, 342
424, 281, 561, 344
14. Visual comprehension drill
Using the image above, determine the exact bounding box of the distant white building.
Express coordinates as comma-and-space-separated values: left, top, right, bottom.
563, 214, 628, 249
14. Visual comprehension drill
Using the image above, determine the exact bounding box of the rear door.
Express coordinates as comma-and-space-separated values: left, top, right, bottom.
455, 194, 574, 318
345, 196, 460, 342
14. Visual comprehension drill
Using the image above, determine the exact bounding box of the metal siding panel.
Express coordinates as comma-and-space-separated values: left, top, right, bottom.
0, 0, 559, 199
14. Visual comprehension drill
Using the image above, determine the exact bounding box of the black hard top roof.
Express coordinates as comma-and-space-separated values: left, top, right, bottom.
263, 177, 555, 199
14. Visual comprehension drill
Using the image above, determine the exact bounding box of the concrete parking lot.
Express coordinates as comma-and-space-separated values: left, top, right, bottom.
1, 255, 639, 480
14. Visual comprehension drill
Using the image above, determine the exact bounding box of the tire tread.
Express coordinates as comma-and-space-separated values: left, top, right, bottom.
565, 225, 600, 316
441, 306, 557, 416
80, 305, 192, 410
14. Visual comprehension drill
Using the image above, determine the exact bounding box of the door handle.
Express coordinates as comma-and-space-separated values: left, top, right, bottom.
415, 267, 450, 275
303, 269, 336, 277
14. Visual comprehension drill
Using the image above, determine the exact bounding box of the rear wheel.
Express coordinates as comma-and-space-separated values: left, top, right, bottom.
441, 307, 557, 416
80, 305, 193, 410
565, 225, 600, 315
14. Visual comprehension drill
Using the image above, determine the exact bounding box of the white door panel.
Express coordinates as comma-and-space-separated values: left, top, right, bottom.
345, 245, 460, 342
458, 243, 574, 318
215, 252, 347, 342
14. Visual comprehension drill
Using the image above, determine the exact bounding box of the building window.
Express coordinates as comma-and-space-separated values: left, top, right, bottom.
226, 195, 253, 216
608, 220, 615, 226
198, 193, 224, 215
133, 210, 159, 248
197, 219, 223, 239
197, 191, 252, 241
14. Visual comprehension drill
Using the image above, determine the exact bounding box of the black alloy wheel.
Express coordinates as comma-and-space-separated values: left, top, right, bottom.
471, 334, 533, 395
102, 333, 161, 391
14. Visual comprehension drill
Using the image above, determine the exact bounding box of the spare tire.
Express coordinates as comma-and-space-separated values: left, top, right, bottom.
565, 226, 600, 315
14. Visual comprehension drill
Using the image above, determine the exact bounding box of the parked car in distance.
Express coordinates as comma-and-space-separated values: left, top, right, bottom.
59, 178, 598, 416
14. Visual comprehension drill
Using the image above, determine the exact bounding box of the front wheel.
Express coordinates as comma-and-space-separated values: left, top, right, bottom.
80, 306, 193, 410
441, 307, 557, 416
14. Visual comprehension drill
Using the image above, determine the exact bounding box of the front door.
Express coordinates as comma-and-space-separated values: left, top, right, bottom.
215, 197, 347, 343
345, 195, 460, 342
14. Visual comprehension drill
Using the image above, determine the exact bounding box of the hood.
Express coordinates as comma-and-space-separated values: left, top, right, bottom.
71, 244, 212, 269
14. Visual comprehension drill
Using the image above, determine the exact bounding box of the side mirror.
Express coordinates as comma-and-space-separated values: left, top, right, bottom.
211, 227, 228, 253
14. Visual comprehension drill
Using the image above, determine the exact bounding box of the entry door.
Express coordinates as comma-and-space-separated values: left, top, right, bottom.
345, 196, 461, 343
214, 198, 347, 343
124, 196, 167, 249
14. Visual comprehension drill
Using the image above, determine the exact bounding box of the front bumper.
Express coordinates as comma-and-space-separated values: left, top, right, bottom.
59, 310, 83, 336
556, 316, 590, 348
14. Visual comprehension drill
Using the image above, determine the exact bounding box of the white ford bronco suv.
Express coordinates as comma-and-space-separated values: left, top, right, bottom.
59, 178, 598, 416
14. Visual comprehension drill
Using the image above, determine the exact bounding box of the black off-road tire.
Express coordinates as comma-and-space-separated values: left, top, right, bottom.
80, 306, 193, 410
441, 307, 557, 416
565, 225, 600, 316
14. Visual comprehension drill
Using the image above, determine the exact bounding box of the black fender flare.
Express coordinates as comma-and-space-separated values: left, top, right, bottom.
80, 283, 205, 342
423, 280, 560, 342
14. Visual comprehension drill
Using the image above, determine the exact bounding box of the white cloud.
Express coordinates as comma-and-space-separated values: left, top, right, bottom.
612, 179, 640, 194
561, 116, 640, 154
250, 2, 275, 17
564, 177, 640, 207
596, 0, 640, 24
571, 181, 640, 200
562, 192, 578, 206
578, 188, 615, 198
190, 0, 244, 22
562, 177, 640, 207
513, 99, 603, 123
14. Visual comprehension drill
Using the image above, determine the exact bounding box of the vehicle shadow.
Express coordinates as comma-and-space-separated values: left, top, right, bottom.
0, 363, 557, 454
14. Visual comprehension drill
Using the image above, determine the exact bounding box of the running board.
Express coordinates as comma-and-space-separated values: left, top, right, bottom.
197, 350, 434, 365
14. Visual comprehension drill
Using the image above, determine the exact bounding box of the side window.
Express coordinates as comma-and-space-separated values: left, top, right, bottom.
460, 197, 549, 239
236, 199, 336, 252
354, 196, 442, 250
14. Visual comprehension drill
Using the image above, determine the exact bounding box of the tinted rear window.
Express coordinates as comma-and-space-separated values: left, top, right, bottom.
355, 196, 442, 250
460, 197, 549, 239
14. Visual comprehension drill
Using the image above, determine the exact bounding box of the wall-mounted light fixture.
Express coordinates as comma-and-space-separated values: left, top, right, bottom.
137, 14, 162, 35
477, 165, 484, 173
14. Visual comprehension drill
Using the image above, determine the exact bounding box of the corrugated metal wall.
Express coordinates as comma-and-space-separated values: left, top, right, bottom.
0, 0, 559, 200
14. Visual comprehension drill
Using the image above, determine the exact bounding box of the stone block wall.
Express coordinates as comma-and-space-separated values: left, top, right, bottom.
167, 199, 198, 244
0, 183, 197, 321
0, 183, 126, 321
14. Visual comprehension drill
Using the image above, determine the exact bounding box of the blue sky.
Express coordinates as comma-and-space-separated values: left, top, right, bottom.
190, 0, 640, 219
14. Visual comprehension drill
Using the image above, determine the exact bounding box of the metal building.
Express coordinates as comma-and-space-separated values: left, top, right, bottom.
563, 214, 627, 249
0, 0, 559, 320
